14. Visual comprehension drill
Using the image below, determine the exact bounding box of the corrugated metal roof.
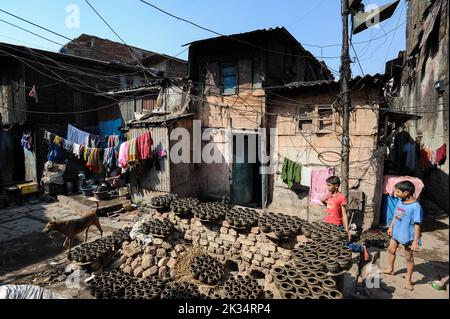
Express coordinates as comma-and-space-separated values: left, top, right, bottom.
184, 27, 302, 48
127, 113, 194, 126
267, 74, 386, 91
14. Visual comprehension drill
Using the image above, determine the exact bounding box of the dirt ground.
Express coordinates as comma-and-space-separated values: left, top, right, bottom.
0, 196, 448, 299
356, 197, 449, 299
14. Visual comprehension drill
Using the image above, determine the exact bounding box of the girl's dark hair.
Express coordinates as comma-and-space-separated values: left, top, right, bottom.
395, 180, 415, 196
326, 176, 341, 186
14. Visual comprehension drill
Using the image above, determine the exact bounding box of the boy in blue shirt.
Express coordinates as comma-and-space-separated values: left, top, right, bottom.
382, 180, 423, 291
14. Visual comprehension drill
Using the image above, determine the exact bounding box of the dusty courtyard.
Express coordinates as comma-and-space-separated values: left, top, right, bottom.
0, 196, 448, 299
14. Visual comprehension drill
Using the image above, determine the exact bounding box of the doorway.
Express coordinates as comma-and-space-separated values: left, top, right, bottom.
231, 132, 261, 207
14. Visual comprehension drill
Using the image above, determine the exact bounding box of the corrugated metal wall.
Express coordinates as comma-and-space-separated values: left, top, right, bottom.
119, 98, 143, 123
129, 127, 171, 192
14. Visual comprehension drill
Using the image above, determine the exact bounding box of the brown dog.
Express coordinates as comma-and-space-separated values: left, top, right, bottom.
43, 201, 103, 252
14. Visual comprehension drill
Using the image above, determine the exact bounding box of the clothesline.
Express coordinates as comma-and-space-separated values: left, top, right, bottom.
44, 128, 154, 173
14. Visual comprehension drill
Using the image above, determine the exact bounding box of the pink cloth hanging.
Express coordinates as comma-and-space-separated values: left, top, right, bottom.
308, 167, 335, 205
118, 141, 129, 169
383, 175, 424, 199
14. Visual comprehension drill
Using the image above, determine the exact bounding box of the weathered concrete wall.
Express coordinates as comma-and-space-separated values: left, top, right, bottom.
267, 88, 384, 229
400, 0, 449, 212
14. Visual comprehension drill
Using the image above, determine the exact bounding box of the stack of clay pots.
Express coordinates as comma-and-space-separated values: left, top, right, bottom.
69, 227, 131, 263
170, 197, 200, 215
222, 275, 264, 299
301, 221, 348, 241
192, 201, 229, 224
150, 194, 177, 209
361, 230, 389, 248
273, 264, 343, 299
161, 281, 203, 299
190, 255, 225, 285
142, 219, 175, 238
258, 212, 303, 239
224, 207, 259, 229
292, 240, 353, 274
89, 269, 175, 299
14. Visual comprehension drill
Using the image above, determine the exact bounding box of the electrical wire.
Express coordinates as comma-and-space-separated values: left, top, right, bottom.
84, 0, 157, 81
137, 0, 340, 78
0, 18, 65, 47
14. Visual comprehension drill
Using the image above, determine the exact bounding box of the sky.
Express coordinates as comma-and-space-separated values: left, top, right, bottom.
0, 0, 407, 78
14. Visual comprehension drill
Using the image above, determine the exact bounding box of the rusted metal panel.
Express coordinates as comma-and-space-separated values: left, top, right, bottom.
119, 98, 143, 123
142, 95, 158, 111
129, 127, 170, 192
0, 65, 27, 126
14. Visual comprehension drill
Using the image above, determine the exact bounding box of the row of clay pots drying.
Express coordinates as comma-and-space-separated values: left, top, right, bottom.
258, 212, 304, 239
190, 255, 225, 285
273, 264, 343, 299
170, 197, 200, 215
142, 219, 175, 238
89, 269, 171, 299
192, 202, 229, 223
224, 208, 259, 229
160, 281, 203, 299
222, 275, 265, 299
302, 221, 348, 241
361, 231, 390, 248
68, 227, 131, 263
150, 194, 177, 208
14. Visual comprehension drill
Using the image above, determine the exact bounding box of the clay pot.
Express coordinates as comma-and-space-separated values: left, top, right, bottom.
283, 264, 294, 272
295, 287, 310, 299
302, 228, 312, 238
322, 278, 337, 291
328, 251, 339, 258
260, 223, 271, 233
325, 260, 339, 273
292, 278, 306, 289
282, 291, 297, 299
311, 232, 321, 240
311, 260, 325, 270
310, 285, 325, 298
306, 277, 320, 288
274, 274, 288, 284
299, 270, 313, 280
273, 228, 283, 238
265, 291, 274, 299
314, 271, 328, 281
286, 270, 299, 281
327, 289, 343, 299
282, 227, 292, 237
279, 282, 295, 293
336, 256, 350, 270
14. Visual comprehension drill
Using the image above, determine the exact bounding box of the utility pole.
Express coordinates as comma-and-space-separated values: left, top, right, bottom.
340, 0, 351, 199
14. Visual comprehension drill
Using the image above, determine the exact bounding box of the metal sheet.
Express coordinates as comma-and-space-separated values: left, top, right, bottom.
129, 127, 170, 192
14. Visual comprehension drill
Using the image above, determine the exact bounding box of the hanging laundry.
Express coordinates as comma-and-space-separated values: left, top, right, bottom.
63, 139, 74, 152
21, 130, 33, 151
72, 143, 80, 159
405, 142, 417, 172
136, 131, 153, 160
281, 158, 301, 189
308, 167, 335, 205
383, 175, 424, 199
53, 135, 63, 146
28, 85, 39, 103
108, 135, 120, 148
128, 138, 139, 164
118, 141, 130, 169
436, 144, 447, 165
43, 131, 51, 142
67, 124, 90, 146
300, 166, 312, 187
86, 148, 103, 173
103, 147, 117, 170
